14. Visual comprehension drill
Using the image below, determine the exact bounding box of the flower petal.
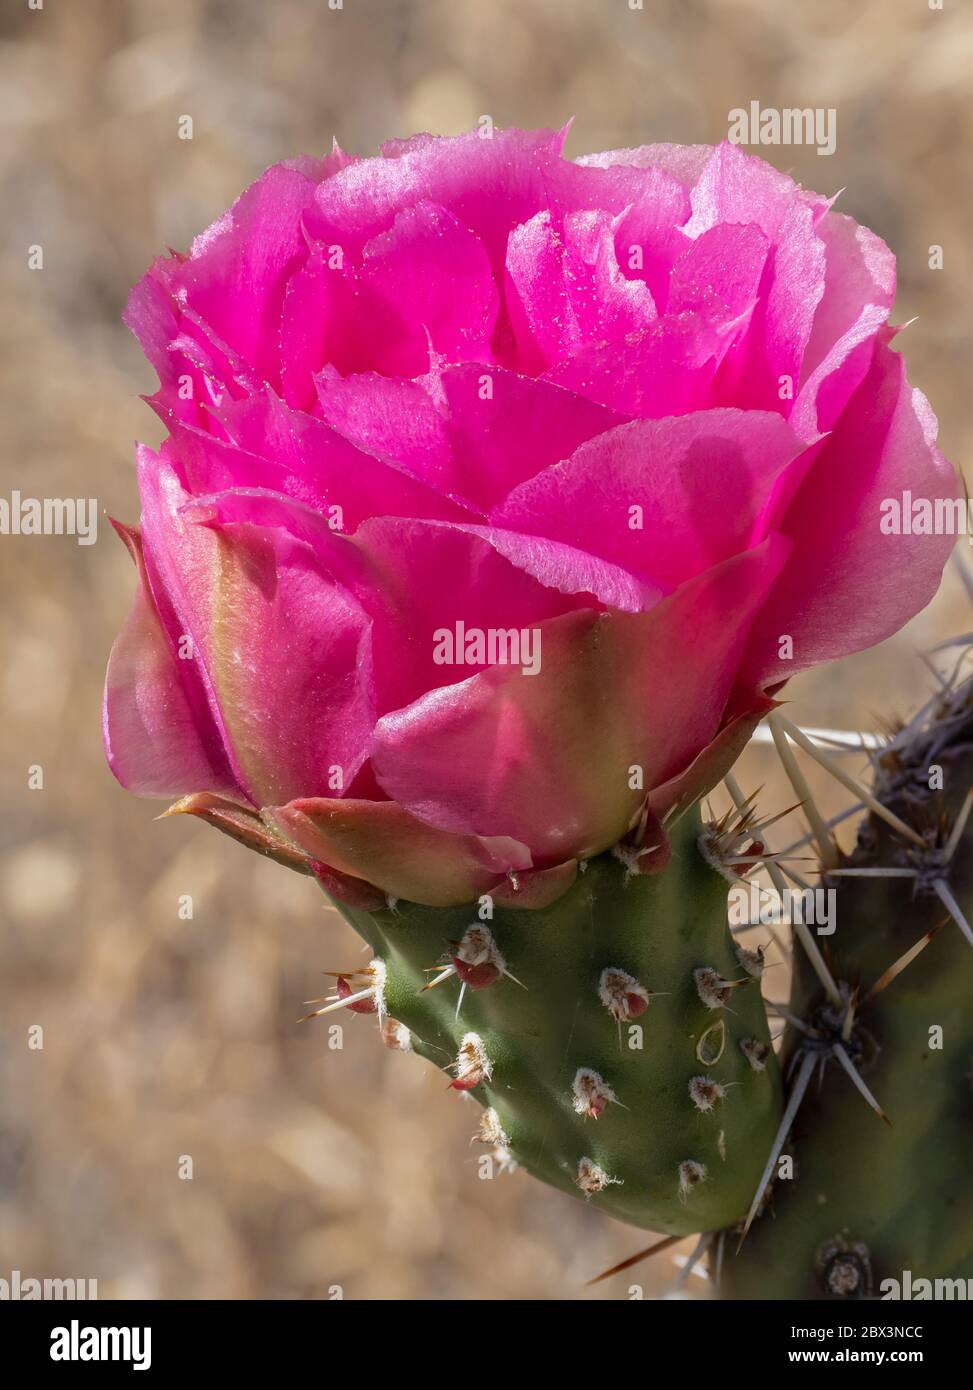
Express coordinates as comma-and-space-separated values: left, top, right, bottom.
742, 338, 959, 690
493, 409, 810, 591
103, 520, 237, 799
269, 797, 531, 907
371, 538, 789, 861
315, 361, 625, 511
163, 792, 315, 873
138, 450, 376, 805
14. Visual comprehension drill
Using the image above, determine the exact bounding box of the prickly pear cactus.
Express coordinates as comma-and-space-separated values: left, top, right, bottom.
722, 678, 973, 1298
328, 808, 782, 1236
311, 664, 973, 1296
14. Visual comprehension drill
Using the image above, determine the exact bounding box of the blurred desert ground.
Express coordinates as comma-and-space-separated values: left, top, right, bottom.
1, 0, 971, 1300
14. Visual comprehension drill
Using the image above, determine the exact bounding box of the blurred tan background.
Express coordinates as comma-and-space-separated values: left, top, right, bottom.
1, 0, 971, 1300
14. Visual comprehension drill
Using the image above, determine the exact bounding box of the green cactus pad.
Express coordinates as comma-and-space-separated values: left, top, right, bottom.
334, 810, 783, 1236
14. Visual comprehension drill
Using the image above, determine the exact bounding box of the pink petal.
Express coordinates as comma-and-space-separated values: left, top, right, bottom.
504, 211, 582, 372
163, 791, 316, 874
172, 164, 320, 387
103, 519, 237, 798
279, 240, 384, 408
371, 538, 789, 861
802, 209, 896, 382
545, 310, 723, 416
359, 201, 499, 370
316, 362, 625, 511
649, 700, 777, 821
306, 127, 651, 272
742, 338, 959, 690
611, 167, 692, 311
137, 449, 375, 806
270, 798, 531, 907
176, 493, 600, 714
125, 262, 258, 431
466, 524, 657, 612
492, 409, 809, 591
490, 859, 579, 908
576, 143, 713, 187
561, 208, 658, 340
789, 302, 890, 441
712, 203, 826, 412
667, 222, 769, 329
684, 141, 827, 241
173, 393, 470, 529
350, 516, 579, 713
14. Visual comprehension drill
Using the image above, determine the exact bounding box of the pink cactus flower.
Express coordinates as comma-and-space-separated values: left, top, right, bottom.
104, 128, 957, 907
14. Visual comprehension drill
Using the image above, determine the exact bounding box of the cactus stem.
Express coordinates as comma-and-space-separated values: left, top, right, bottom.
930, 877, 973, 949
774, 714, 927, 849
586, 1234, 682, 1286
739, 1050, 817, 1248
831, 1041, 891, 1126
